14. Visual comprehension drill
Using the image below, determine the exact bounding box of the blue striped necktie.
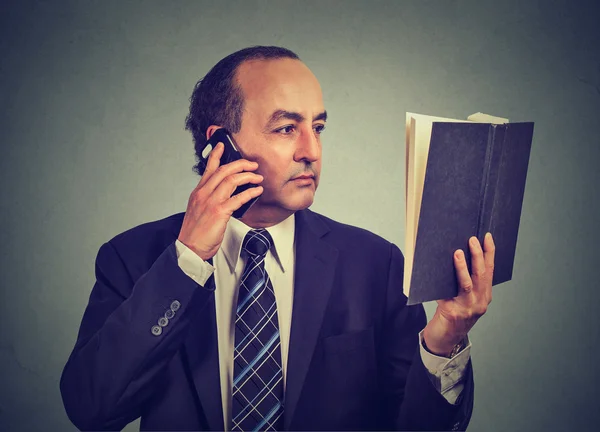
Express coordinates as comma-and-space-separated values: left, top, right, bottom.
232, 229, 284, 431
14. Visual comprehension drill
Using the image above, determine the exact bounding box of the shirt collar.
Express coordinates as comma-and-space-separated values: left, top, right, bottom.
221, 213, 295, 274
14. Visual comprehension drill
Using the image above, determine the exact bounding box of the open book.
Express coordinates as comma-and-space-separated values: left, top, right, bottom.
404, 112, 534, 304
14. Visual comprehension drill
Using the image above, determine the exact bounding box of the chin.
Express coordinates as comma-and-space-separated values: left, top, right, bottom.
279, 189, 316, 212
287, 198, 314, 212
258, 183, 317, 213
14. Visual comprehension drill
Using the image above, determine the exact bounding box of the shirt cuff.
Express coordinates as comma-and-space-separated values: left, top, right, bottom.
175, 240, 215, 286
418, 329, 471, 404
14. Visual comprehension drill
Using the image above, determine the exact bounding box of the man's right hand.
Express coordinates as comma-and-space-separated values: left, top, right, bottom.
177, 142, 264, 260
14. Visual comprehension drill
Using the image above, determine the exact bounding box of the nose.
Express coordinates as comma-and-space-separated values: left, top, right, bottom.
294, 126, 321, 163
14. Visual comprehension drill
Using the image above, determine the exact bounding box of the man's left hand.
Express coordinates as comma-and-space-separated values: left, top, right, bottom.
422, 233, 495, 357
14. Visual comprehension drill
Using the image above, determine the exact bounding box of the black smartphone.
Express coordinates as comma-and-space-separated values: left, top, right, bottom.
201, 128, 259, 219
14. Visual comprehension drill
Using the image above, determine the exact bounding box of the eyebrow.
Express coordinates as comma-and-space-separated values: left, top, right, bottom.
265, 109, 328, 129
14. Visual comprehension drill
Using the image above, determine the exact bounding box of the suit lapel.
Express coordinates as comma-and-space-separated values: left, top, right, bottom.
171, 214, 224, 431
284, 210, 338, 430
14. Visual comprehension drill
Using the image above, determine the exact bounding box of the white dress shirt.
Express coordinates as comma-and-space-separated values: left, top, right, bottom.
175, 214, 470, 430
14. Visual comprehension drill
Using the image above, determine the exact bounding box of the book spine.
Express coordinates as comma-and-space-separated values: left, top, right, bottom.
477, 125, 506, 245
487, 122, 535, 285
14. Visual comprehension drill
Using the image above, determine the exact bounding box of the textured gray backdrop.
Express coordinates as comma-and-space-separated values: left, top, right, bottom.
1, 0, 599, 431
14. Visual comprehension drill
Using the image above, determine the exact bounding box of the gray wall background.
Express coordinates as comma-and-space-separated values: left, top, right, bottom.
1, 0, 599, 430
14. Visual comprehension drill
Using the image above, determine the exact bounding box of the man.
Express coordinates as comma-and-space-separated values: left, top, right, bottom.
61, 46, 494, 431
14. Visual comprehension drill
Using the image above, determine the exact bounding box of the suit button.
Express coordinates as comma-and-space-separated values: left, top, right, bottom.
158, 317, 169, 327
165, 309, 175, 319
170, 300, 181, 312
151, 325, 162, 336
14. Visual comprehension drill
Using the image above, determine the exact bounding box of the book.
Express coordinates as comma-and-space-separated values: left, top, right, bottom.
404, 112, 534, 305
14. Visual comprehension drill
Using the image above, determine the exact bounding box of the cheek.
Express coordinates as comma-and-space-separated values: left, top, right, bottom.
257, 160, 287, 189
258, 153, 292, 180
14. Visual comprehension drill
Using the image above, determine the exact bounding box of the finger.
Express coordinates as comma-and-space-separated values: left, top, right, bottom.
483, 232, 496, 276
223, 185, 264, 214
483, 232, 495, 304
197, 142, 225, 189
212, 172, 264, 202
203, 158, 259, 193
454, 249, 474, 296
469, 236, 486, 288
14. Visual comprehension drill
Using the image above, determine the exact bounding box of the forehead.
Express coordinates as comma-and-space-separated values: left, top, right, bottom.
235, 58, 324, 122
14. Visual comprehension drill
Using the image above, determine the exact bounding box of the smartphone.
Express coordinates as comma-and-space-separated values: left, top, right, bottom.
201, 128, 259, 219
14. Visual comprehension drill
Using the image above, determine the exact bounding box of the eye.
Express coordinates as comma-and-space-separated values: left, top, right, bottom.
314, 124, 326, 134
275, 125, 296, 134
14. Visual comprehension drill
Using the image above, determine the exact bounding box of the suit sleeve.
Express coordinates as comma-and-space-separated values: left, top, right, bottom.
60, 241, 214, 431
379, 243, 474, 431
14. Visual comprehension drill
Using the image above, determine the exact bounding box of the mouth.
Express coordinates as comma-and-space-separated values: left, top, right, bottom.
291, 174, 315, 181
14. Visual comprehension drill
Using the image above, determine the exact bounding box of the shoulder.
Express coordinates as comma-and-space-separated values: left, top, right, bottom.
299, 210, 405, 300
301, 209, 398, 258
100, 212, 184, 269
109, 212, 183, 247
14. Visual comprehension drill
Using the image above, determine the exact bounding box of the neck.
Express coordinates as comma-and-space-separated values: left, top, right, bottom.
239, 203, 295, 228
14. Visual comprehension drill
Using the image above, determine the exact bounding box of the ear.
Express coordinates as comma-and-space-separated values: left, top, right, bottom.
205, 125, 223, 141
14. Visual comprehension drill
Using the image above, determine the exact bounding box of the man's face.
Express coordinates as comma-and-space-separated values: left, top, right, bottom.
231, 58, 326, 217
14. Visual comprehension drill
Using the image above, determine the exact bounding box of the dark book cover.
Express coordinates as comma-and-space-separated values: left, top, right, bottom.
407, 121, 534, 305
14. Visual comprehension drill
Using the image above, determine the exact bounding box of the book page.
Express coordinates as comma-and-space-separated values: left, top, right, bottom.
404, 115, 417, 297
467, 112, 509, 124
405, 113, 412, 207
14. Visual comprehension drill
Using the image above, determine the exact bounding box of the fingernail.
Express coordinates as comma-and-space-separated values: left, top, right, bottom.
455, 250, 463, 259
470, 237, 477, 246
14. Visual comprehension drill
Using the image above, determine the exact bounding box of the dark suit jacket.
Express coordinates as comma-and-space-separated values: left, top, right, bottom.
60, 209, 474, 431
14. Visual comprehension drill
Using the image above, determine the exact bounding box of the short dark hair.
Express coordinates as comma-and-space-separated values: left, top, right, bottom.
185, 46, 300, 175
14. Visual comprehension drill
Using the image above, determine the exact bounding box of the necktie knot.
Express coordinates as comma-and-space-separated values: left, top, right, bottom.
242, 229, 273, 258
